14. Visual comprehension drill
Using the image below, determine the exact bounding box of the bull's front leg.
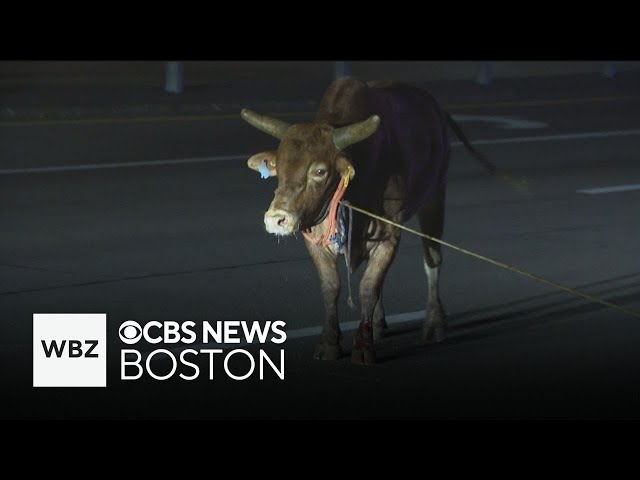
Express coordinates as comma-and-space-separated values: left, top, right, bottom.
353, 237, 400, 365
306, 241, 342, 360
372, 291, 388, 341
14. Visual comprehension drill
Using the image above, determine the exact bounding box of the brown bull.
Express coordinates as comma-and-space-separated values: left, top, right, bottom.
242, 76, 485, 365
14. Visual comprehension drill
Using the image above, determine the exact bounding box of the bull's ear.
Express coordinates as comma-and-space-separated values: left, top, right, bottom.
247, 151, 277, 178
335, 154, 355, 181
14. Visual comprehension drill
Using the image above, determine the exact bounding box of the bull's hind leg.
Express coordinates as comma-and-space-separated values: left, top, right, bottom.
352, 235, 400, 365
417, 190, 447, 344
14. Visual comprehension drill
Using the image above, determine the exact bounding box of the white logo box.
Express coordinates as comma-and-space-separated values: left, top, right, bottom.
33, 313, 107, 387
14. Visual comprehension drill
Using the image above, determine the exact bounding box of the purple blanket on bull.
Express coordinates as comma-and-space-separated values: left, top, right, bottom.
341, 82, 451, 222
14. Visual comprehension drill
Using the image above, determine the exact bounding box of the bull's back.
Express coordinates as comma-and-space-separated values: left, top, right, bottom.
366, 81, 450, 159
322, 78, 450, 220
372, 82, 450, 216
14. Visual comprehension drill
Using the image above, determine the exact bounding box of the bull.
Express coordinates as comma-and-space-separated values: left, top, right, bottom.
241, 76, 490, 365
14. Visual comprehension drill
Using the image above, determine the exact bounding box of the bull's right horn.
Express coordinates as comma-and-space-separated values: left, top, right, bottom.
241, 108, 291, 140
333, 114, 381, 151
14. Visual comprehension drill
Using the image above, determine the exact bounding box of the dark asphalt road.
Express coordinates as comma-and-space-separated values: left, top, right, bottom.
1, 71, 640, 419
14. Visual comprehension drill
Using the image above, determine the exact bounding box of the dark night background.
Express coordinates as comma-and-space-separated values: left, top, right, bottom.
1, 61, 640, 419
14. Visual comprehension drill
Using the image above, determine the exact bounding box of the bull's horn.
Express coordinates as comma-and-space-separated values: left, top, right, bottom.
333, 114, 381, 151
240, 108, 290, 140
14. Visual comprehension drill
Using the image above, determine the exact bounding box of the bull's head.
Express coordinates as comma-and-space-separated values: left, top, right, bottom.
241, 108, 380, 236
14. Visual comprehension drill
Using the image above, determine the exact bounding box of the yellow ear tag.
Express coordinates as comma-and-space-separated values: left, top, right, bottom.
344, 166, 351, 188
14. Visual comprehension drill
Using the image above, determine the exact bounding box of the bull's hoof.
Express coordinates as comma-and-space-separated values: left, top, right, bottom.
351, 347, 377, 365
314, 342, 343, 360
422, 324, 445, 345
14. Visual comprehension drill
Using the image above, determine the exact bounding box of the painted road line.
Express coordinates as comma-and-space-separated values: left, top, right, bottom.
450, 128, 640, 147
0, 155, 248, 175
285, 309, 425, 341
446, 95, 640, 110
451, 114, 547, 130
3, 128, 640, 176
0, 112, 315, 127
2, 95, 640, 128
576, 184, 640, 194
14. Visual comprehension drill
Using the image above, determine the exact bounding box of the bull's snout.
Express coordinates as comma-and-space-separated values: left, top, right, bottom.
264, 209, 299, 236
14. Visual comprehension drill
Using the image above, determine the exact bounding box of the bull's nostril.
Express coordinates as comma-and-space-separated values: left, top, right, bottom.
277, 216, 288, 227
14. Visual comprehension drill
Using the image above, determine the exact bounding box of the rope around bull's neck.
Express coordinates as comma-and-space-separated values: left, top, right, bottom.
301, 168, 351, 247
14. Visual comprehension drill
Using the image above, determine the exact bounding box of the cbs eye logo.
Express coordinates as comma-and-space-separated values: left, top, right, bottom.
119, 320, 142, 344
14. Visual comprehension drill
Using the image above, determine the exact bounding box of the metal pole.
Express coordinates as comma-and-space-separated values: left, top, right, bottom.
334, 61, 350, 79
602, 62, 616, 79
476, 61, 492, 85
165, 61, 184, 94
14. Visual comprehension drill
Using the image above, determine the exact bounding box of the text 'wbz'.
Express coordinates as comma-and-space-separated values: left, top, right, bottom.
120, 320, 286, 381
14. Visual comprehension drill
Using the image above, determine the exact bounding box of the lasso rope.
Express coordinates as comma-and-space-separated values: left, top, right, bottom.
340, 202, 640, 320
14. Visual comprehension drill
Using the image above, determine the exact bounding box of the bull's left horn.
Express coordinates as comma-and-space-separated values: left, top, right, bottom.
241, 108, 291, 140
333, 114, 381, 151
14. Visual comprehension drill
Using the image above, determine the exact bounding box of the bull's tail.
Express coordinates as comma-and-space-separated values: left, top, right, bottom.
445, 112, 497, 175
445, 112, 529, 193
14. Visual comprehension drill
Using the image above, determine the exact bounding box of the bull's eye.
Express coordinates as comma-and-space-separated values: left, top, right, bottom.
314, 168, 327, 177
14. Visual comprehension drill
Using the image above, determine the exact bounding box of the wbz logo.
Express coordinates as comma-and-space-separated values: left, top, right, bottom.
41, 339, 99, 358
33, 314, 106, 387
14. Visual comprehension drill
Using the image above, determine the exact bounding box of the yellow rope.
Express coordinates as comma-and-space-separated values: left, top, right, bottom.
341, 202, 640, 320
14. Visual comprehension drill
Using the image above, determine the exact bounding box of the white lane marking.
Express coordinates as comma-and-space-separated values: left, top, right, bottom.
0, 155, 247, 175
576, 184, 640, 194
450, 128, 640, 147
145, 310, 426, 362
3, 128, 640, 176
451, 114, 548, 130
286, 309, 425, 341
